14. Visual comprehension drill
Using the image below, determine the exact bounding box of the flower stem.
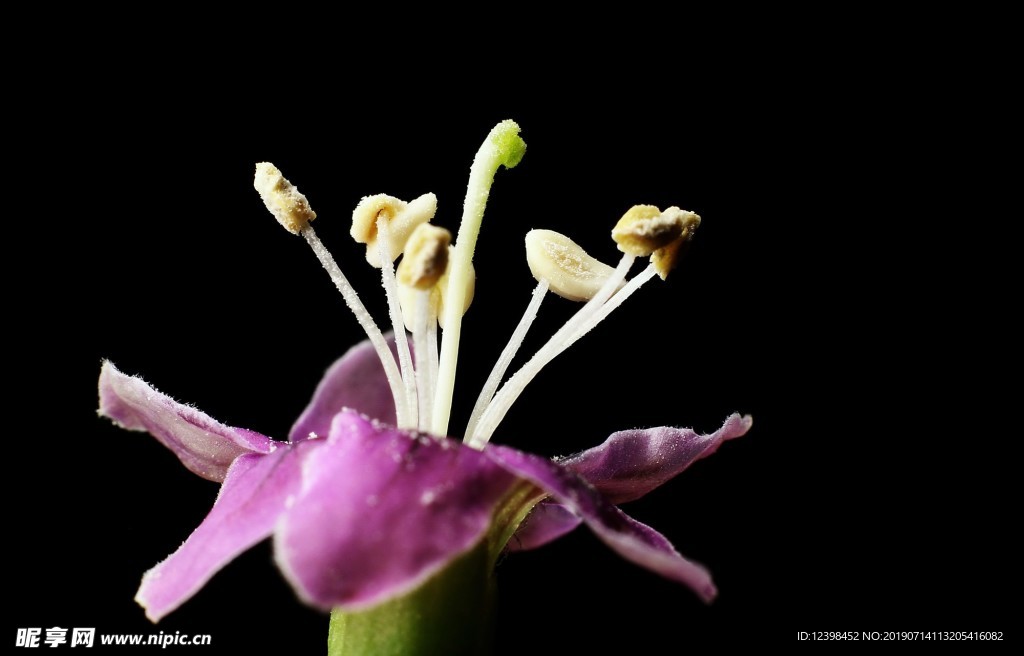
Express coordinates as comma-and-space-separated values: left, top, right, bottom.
327, 542, 494, 656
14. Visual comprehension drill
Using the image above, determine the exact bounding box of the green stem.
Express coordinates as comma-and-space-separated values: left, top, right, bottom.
328, 542, 495, 656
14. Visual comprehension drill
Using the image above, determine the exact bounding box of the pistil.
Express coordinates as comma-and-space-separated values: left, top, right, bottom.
432, 120, 526, 436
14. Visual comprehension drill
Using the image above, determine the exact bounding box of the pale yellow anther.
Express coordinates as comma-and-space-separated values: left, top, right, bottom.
351, 193, 438, 267
611, 204, 686, 256
254, 163, 317, 235
651, 208, 701, 280
397, 224, 451, 290
351, 194, 406, 243
398, 246, 475, 331
437, 253, 475, 329
525, 229, 620, 302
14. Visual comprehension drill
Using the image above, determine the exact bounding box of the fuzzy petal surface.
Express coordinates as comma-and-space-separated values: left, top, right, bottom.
136, 441, 318, 621
487, 445, 719, 602
275, 411, 518, 611
98, 361, 276, 482
560, 413, 753, 504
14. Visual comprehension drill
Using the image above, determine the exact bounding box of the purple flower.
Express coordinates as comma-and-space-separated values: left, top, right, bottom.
97, 120, 751, 634
99, 338, 750, 622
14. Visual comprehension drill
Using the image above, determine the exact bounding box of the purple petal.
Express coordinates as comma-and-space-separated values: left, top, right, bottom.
275, 411, 518, 611
289, 335, 401, 442
505, 501, 581, 552
98, 361, 276, 482
561, 413, 753, 504
136, 441, 318, 622
487, 445, 719, 602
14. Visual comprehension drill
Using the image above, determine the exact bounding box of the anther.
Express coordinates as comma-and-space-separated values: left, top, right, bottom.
525, 229, 620, 302
351, 193, 437, 267
254, 163, 409, 427
611, 204, 686, 256
398, 247, 475, 331
651, 208, 700, 279
397, 224, 452, 290
254, 163, 317, 235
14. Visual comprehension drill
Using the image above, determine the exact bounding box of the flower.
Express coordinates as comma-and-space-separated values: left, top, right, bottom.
99, 338, 750, 622
97, 120, 751, 641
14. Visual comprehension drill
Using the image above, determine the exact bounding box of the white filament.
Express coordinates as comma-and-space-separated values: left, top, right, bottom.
427, 313, 439, 410
301, 225, 408, 425
376, 217, 418, 430
565, 262, 658, 345
412, 290, 433, 432
464, 279, 549, 444
468, 254, 641, 447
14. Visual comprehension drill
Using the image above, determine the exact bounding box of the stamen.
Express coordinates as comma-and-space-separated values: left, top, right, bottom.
467, 253, 635, 448
612, 204, 687, 256
651, 209, 700, 280
254, 163, 317, 234
351, 194, 404, 244
413, 291, 433, 431
525, 229, 622, 301
376, 217, 418, 429
569, 262, 660, 343
432, 120, 526, 436
465, 230, 622, 443
427, 314, 439, 413
300, 226, 409, 426
352, 193, 437, 267
397, 223, 452, 432
254, 162, 408, 425
397, 224, 452, 290
470, 204, 697, 446
436, 250, 475, 329
464, 279, 549, 442
397, 247, 474, 331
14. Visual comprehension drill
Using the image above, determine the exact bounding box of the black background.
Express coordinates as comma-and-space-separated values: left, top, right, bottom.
9, 69, 1013, 653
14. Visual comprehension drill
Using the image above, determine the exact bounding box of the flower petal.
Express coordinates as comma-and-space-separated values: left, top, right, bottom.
560, 413, 753, 504
275, 411, 518, 611
98, 361, 276, 482
136, 442, 318, 622
289, 335, 401, 442
505, 500, 581, 552
487, 445, 719, 602
507, 414, 752, 553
